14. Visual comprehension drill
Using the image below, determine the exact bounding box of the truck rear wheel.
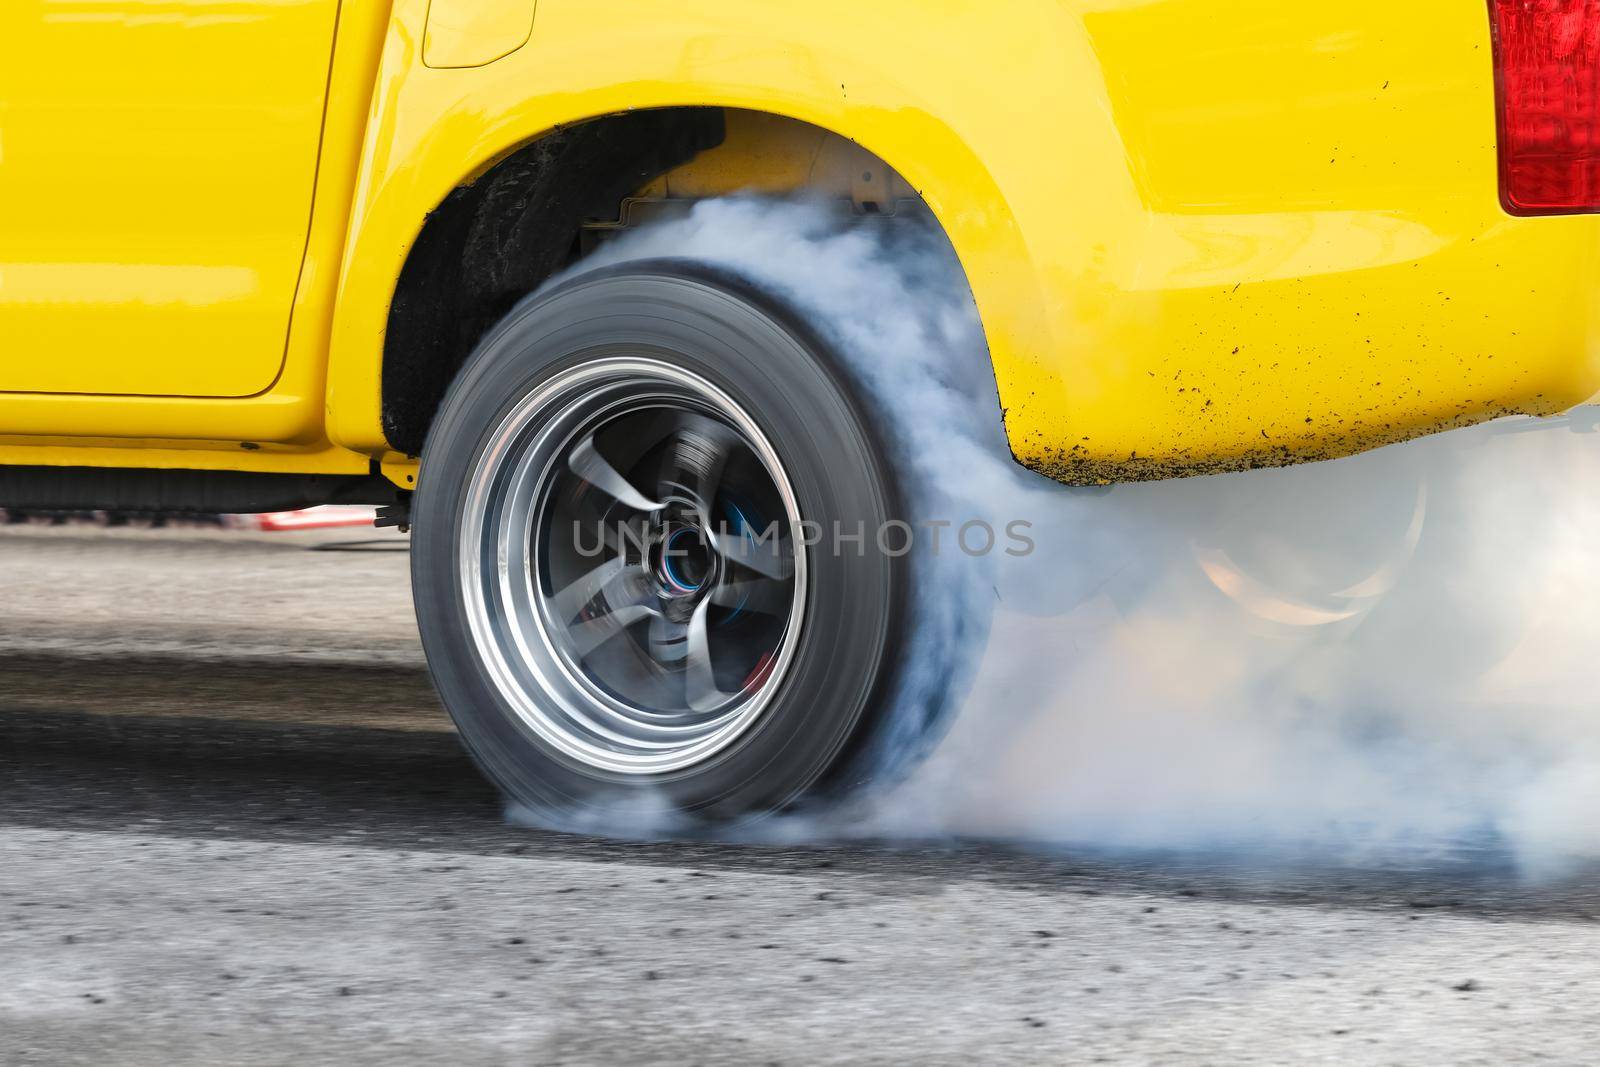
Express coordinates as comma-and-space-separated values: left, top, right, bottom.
411, 261, 963, 827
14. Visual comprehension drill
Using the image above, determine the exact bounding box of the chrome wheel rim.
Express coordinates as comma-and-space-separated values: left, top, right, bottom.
459, 357, 806, 776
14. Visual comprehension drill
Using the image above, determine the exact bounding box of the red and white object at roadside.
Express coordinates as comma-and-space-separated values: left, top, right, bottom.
239, 505, 378, 532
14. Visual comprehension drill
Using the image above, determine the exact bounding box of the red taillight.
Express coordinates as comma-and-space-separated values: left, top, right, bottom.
1489, 0, 1600, 214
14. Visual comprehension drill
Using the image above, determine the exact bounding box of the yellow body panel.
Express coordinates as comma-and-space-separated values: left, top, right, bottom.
0, 0, 387, 473
2, 0, 1597, 484
423, 0, 536, 68
0, 0, 339, 398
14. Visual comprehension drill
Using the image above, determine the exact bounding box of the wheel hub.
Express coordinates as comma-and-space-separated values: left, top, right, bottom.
654, 521, 716, 598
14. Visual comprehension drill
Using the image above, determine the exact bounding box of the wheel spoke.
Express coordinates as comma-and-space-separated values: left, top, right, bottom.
709, 577, 790, 617
710, 527, 794, 581
648, 612, 688, 665
663, 412, 739, 525
568, 433, 663, 512
600, 514, 656, 560
568, 603, 656, 659
685, 596, 735, 712
552, 555, 646, 622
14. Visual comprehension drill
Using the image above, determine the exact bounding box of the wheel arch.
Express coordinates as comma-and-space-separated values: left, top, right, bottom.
325, 90, 1051, 462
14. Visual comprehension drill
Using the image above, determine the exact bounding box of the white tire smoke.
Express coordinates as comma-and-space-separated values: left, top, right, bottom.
567, 198, 1600, 875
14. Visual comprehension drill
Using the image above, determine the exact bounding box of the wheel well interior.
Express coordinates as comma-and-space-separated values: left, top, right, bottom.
379, 107, 924, 456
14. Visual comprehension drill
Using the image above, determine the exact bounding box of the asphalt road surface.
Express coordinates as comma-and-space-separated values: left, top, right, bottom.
3, 522, 1600, 1065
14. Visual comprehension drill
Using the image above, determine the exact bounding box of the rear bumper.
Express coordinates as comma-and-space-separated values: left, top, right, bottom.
1004, 210, 1600, 484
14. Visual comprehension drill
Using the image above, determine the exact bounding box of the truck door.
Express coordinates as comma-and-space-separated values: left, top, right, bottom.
0, 0, 340, 397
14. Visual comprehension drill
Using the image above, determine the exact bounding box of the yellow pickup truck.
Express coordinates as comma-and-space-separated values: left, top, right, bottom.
2, 0, 1596, 823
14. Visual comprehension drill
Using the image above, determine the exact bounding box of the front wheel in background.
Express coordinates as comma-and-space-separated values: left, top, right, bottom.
410, 262, 965, 827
